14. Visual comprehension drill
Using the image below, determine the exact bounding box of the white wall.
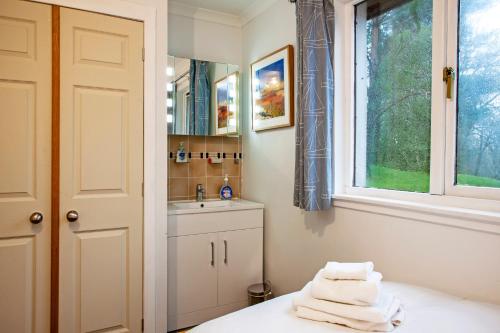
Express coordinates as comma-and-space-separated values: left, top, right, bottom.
168, 11, 242, 66
241, 0, 500, 304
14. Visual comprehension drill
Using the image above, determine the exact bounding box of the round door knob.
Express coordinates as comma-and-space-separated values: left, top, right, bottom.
66, 210, 79, 222
29, 212, 43, 224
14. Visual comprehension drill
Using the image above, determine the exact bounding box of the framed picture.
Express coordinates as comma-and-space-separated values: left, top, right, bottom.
214, 72, 239, 135
251, 45, 294, 132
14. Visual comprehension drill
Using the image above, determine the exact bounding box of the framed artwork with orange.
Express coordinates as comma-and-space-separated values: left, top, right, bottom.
250, 45, 294, 131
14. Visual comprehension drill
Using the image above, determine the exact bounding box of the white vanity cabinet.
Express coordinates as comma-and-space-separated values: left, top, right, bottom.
167, 201, 264, 331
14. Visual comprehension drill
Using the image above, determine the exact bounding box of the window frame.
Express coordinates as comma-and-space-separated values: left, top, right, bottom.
444, 0, 500, 200
337, 0, 500, 213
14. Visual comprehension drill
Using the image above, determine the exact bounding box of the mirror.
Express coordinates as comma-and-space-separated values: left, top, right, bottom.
167, 56, 240, 136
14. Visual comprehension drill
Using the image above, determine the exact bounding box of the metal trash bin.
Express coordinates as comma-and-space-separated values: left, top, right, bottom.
247, 281, 272, 306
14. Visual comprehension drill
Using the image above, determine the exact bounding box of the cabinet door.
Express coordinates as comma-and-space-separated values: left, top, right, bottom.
168, 233, 218, 315
218, 228, 263, 305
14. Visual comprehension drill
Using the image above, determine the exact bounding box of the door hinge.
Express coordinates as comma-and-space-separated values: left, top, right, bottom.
142, 48, 145, 62
141, 318, 144, 331
142, 183, 144, 197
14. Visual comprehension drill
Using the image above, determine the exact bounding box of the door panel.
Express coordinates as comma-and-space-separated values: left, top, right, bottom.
0, 1, 51, 332
75, 86, 128, 194
168, 233, 218, 315
0, 14, 36, 61
74, 28, 128, 68
0, 237, 34, 333
218, 229, 263, 305
0, 80, 35, 197
79, 229, 128, 332
59, 8, 144, 333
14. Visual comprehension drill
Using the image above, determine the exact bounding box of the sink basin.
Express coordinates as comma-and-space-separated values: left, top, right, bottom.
173, 200, 234, 209
168, 199, 264, 215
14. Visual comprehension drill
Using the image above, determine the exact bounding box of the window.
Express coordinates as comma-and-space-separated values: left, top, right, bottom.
455, 1, 500, 189
351, 0, 500, 199
354, 0, 433, 193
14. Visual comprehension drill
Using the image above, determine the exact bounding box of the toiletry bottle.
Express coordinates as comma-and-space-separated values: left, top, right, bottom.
219, 174, 233, 200
176, 142, 187, 163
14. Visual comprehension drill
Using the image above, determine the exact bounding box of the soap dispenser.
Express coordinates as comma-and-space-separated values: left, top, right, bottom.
176, 142, 187, 163
219, 174, 233, 200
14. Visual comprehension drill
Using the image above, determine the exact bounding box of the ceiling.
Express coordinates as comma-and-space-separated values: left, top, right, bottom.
174, 0, 261, 16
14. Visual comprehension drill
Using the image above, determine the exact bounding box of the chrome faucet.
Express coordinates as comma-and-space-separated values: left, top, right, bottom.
196, 184, 205, 202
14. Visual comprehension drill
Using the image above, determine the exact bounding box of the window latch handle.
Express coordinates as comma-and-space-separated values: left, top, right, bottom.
443, 67, 455, 99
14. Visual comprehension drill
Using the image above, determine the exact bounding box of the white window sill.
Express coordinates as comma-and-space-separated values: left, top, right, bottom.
333, 193, 500, 235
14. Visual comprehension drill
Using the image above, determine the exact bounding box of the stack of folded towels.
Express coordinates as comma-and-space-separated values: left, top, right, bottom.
293, 262, 404, 332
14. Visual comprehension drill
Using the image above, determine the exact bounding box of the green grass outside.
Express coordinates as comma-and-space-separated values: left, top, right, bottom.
457, 174, 500, 188
366, 165, 500, 192
366, 165, 430, 192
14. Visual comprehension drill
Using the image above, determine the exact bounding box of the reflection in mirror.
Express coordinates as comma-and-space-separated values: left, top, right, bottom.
167, 56, 240, 136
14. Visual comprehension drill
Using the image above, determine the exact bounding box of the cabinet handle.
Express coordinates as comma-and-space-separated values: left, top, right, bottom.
210, 242, 214, 266
224, 240, 228, 264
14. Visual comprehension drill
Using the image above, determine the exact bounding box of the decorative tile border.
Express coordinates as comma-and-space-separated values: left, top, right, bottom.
168, 135, 242, 200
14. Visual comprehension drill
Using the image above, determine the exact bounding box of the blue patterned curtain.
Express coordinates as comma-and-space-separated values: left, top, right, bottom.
189, 60, 210, 135
294, 0, 335, 211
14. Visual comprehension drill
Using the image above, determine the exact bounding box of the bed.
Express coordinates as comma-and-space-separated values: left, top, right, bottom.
189, 282, 500, 333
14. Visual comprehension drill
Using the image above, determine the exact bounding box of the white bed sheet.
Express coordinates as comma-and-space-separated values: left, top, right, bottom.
189, 282, 500, 333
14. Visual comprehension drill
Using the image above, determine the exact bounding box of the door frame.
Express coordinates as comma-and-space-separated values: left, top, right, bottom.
30, 1, 167, 332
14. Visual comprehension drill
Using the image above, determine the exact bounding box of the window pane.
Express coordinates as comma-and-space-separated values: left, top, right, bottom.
456, 0, 500, 189
354, 0, 433, 192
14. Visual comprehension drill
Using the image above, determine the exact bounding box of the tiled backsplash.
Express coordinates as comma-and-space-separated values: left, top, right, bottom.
168, 135, 242, 201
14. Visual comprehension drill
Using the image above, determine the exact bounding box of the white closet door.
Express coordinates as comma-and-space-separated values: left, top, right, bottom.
59, 8, 144, 333
218, 228, 263, 305
0, 1, 52, 332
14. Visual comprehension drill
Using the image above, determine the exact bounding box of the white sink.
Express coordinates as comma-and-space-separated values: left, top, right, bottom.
168, 199, 264, 215
173, 200, 234, 209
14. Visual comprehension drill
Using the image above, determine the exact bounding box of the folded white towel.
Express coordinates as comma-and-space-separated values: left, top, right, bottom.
323, 261, 374, 280
296, 305, 404, 332
293, 282, 400, 323
311, 270, 383, 306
